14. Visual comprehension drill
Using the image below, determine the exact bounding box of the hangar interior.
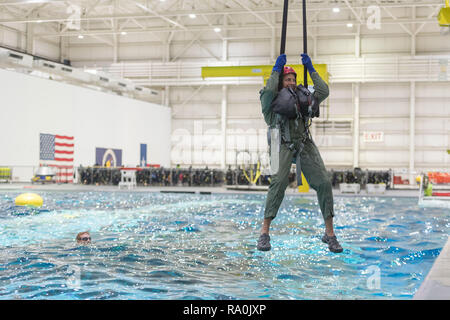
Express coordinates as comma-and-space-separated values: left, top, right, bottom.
1, 0, 450, 302
0, 0, 449, 188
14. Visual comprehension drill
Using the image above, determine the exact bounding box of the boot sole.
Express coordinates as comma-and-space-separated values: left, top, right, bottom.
322, 237, 343, 253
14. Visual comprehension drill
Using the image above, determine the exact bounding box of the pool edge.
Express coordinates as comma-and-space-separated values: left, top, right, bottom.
0, 183, 420, 198
414, 236, 450, 300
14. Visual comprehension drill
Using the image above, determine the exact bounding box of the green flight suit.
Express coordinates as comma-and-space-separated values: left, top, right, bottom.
260, 70, 334, 221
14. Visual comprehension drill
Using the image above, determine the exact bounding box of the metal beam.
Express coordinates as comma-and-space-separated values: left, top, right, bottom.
0, 0, 67, 6
376, 0, 413, 36
343, 0, 364, 25
33, 17, 439, 38
0, 1, 443, 24
414, 5, 442, 35
134, 1, 187, 31
230, 0, 274, 28
176, 85, 204, 108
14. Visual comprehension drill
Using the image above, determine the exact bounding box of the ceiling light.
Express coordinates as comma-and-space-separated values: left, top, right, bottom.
333, 8, 340, 13
347, 23, 353, 28
121, 31, 127, 35
36, 20, 43, 23
189, 13, 196, 19
214, 27, 221, 32
78, 35, 84, 39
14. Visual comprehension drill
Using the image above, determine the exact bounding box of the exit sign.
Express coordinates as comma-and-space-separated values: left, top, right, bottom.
363, 131, 384, 142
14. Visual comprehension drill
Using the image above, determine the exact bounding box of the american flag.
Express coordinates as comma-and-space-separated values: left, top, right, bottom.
40, 133, 74, 183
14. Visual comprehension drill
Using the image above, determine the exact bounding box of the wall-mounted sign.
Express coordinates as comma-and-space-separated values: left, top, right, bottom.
363, 131, 384, 142
140, 143, 147, 167
95, 147, 122, 167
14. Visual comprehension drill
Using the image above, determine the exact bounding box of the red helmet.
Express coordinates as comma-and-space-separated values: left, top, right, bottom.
283, 66, 297, 77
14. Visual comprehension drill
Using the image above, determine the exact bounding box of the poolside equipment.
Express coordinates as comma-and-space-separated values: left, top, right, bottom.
0, 167, 12, 182
15, 193, 43, 207
31, 166, 56, 184
339, 183, 361, 194
418, 172, 450, 208
438, 0, 450, 27
366, 183, 386, 194
118, 168, 140, 189
242, 161, 262, 186
77, 166, 394, 191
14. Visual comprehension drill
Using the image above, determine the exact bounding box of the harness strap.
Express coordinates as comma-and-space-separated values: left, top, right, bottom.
288, 140, 305, 186
272, 113, 311, 186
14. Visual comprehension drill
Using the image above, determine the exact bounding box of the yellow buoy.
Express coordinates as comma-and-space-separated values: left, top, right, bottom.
15, 193, 43, 207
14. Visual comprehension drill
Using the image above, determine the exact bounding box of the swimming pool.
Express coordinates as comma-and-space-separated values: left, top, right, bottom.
0, 191, 448, 300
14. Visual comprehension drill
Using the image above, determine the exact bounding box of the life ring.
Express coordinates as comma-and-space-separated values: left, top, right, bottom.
15, 193, 43, 207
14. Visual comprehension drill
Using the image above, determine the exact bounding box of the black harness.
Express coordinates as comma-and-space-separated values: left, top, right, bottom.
268, 85, 320, 186
271, 85, 319, 120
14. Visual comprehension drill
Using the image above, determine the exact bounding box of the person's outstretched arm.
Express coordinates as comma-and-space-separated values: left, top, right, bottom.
260, 54, 286, 125
301, 53, 329, 105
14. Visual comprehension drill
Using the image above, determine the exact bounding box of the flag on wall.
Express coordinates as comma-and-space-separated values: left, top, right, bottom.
95, 148, 122, 167
140, 143, 147, 167
39, 133, 74, 183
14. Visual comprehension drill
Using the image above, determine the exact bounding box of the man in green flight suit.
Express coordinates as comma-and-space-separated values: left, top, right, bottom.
257, 53, 343, 253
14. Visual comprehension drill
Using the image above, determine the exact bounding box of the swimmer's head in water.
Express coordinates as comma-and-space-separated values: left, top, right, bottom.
76, 231, 91, 244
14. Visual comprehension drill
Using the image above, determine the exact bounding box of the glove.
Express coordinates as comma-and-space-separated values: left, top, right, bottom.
301, 53, 316, 74
272, 54, 286, 73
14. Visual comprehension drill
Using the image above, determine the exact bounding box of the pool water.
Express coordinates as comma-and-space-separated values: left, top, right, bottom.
0, 191, 449, 300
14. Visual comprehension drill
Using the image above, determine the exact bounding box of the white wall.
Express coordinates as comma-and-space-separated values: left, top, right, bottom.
0, 68, 171, 180
170, 79, 450, 170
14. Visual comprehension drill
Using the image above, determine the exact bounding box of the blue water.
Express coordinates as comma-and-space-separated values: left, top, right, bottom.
0, 191, 449, 300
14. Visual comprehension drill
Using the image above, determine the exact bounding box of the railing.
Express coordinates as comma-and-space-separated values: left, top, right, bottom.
89, 56, 450, 86
76, 166, 225, 187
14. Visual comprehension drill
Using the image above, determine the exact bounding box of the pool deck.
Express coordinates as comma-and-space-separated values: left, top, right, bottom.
414, 237, 450, 300
0, 182, 420, 197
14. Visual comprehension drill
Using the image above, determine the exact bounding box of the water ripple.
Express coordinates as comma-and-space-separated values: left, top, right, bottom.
0, 192, 448, 299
